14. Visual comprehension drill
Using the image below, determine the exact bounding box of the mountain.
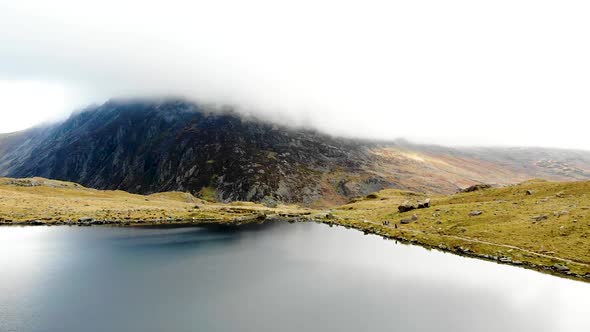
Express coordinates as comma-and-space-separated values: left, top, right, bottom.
2, 98, 590, 206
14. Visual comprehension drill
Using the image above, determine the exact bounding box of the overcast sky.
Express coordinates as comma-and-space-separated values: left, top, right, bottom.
1, 0, 589, 149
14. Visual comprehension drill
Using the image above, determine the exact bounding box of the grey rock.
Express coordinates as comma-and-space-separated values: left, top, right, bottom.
28, 220, 44, 226
457, 246, 471, 253
468, 210, 483, 216
417, 198, 431, 209
531, 214, 549, 221
398, 201, 416, 213
261, 196, 279, 208
553, 264, 570, 272
554, 210, 569, 217
461, 184, 492, 193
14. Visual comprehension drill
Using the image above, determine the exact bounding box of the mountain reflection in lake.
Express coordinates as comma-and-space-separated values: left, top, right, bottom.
0, 222, 588, 332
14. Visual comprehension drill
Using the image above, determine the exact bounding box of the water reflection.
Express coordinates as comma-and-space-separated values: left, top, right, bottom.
0, 222, 588, 332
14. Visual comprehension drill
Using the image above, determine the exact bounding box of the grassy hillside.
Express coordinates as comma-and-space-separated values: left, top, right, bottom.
1, 176, 589, 281
0, 177, 314, 224
330, 179, 590, 280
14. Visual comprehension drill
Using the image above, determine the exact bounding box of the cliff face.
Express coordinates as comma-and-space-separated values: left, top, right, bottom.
2, 99, 590, 206
0, 100, 387, 205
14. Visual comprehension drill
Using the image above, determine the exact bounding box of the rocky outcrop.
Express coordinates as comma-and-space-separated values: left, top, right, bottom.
417, 198, 430, 209
461, 184, 492, 193
553, 264, 570, 272
0, 99, 387, 205
398, 198, 430, 213
398, 201, 416, 213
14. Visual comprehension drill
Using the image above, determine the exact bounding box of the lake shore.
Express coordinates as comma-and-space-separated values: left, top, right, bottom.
3, 176, 590, 283
3, 213, 590, 283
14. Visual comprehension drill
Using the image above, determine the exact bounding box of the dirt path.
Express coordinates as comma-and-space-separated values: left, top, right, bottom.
400, 227, 590, 267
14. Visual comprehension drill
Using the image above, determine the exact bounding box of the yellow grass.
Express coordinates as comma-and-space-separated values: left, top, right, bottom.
0, 177, 312, 224
2, 176, 589, 281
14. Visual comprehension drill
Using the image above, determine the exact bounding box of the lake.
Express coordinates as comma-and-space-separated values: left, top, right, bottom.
0, 221, 588, 332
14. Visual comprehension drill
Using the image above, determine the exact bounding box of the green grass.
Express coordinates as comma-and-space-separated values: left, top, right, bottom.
0, 177, 313, 225
329, 179, 590, 278
2, 176, 590, 281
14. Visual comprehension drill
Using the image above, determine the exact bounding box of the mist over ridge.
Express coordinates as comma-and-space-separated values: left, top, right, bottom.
2, 98, 590, 207
2, 1, 590, 149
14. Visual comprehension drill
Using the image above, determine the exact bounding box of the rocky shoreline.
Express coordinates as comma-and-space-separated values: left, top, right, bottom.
311, 218, 590, 283
2, 213, 589, 283
0, 214, 270, 227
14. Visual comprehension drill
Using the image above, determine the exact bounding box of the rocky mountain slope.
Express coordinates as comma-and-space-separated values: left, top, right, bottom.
2, 98, 590, 206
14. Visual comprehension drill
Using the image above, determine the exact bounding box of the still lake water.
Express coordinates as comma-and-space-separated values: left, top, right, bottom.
0, 221, 588, 332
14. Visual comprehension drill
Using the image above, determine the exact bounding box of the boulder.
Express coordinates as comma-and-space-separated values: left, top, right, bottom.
28, 220, 44, 226
499, 257, 512, 263
554, 210, 569, 217
457, 246, 472, 253
400, 218, 413, 225
398, 201, 416, 213
531, 214, 549, 222
468, 210, 483, 216
417, 198, 431, 209
461, 184, 492, 193
553, 263, 570, 272
526, 190, 534, 195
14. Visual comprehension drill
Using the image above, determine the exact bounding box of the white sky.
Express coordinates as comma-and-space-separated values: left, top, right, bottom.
0, 0, 589, 149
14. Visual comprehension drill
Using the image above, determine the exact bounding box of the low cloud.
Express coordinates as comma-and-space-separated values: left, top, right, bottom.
1, 1, 590, 149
